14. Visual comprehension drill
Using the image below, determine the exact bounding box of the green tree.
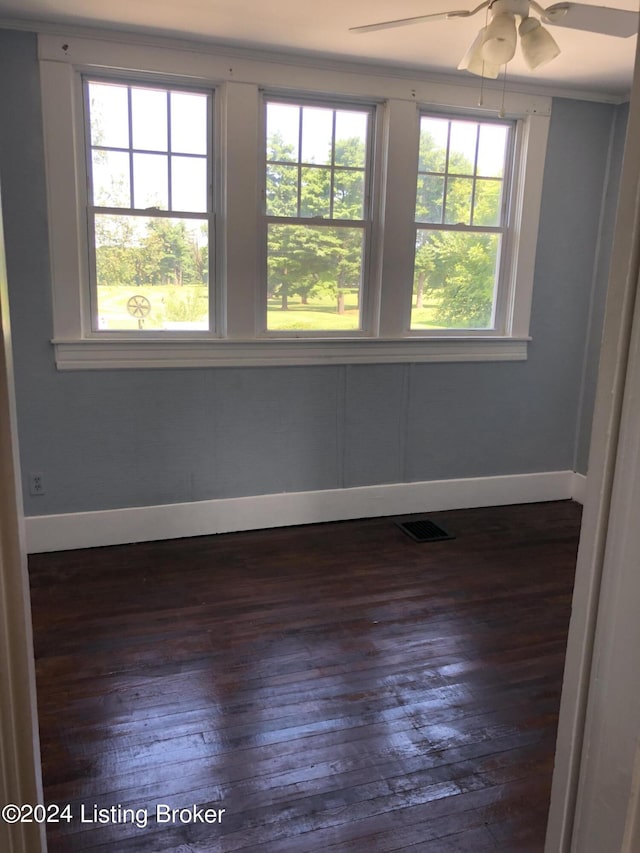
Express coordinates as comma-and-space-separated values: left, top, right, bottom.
94, 215, 138, 288
325, 138, 366, 313
416, 230, 498, 328
310, 228, 362, 314
189, 224, 209, 286
266, 132, 319, 308
413, 127, 502, 328
435, 233, 497, 327
266, 132, 299, 218
266, 134, 366, 314
268, 225, 331, 310
138, 219, 200, 286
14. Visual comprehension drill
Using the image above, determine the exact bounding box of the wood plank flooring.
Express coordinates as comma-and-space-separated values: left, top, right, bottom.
28, 500, 582, 852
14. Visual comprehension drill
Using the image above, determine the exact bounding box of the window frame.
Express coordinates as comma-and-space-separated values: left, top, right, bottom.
259, 94, 378, 338
38, 33, 551, 369
82, 75, 216, 335
409, 110, 517, 338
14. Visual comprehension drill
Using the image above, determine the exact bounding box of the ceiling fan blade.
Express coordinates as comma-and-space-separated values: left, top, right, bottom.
349, 7, 483, 34
542, 3, 638, 37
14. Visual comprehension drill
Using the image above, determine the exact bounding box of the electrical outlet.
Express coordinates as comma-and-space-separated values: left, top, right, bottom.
29, 472, 45, 496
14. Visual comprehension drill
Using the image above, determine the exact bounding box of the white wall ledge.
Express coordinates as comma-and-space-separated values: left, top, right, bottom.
52, 336, 530, 369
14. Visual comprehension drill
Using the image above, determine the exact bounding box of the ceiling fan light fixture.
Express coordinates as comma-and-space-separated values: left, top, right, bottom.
482, 11, 518, 64
458, 27, 501, 77
519, 16, 561, 68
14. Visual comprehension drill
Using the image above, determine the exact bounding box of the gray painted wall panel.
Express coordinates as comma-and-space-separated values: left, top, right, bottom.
343, 364, 407, 487
575, 102, 629, 474
404, 361, 572, 480
213, 367, 342, 498
0, 30, 624, 518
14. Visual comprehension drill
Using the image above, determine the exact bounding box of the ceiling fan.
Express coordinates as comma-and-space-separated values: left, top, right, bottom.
349, 0, 639, 77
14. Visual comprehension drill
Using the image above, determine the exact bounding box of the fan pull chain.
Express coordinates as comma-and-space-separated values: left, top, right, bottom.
478, 3, 491, 107
499, 63, 508, 118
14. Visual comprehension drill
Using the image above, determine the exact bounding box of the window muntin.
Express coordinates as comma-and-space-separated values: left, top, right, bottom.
412, 115, 512, 332
85, 79, 213, 332
264, 99, 372, 333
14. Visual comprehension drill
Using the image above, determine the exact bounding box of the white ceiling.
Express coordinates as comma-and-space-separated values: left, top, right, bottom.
0, 0, 637, 97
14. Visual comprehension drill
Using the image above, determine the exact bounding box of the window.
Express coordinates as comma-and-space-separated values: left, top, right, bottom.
39, 34, 550, 368
85, 79, 213, 332
412, 114, 511, 333
264, 99, 372, 334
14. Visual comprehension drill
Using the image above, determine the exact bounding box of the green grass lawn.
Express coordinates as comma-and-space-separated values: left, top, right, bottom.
267, 293, 361, 331
96, 285, 209, 330
97, 285, 455, 332
267, 293, 447, 331
410, 303, 448, 330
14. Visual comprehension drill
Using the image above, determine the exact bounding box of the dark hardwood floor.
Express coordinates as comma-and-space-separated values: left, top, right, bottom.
28, 500, 582, 852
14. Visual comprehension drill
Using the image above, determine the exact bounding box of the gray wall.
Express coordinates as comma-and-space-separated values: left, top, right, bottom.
0, 29, 625, 517
574, 101, 629, 474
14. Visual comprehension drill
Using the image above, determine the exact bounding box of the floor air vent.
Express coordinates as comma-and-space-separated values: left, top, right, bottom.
395, 518, 455, 543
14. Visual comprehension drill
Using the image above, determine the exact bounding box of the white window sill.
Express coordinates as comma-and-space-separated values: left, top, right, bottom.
52, 336, 530, 369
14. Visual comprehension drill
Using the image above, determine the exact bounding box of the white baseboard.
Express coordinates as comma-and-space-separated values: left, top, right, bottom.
24, 469, 583, 554
571, 472, 588, 504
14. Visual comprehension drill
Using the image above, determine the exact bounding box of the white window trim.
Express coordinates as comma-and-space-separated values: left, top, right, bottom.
38, 33, 550, 370
83, 76, 215, 334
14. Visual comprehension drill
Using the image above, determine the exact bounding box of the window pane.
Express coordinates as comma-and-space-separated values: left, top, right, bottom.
419, 117, 448, 172
91, 150, 130, 207
477, 124, 508, 177
333, 170, 364, 219
88, 82, 129, 149
133, 153, 168, 209
266, 101, 371, 223
267, 103, 300, 162
264, 101, 370, 333
171, 156, 208, 212
416, 175, 444, 224
473, 179, 503, 226
300, 167, 331, 218
267, 224, 363, 331
94, 214, 209, 331
448, 121, 478, 175
301, 107, 333, 165
266, 163, 299, 216
170, 92, 207, 155
445, 177, 473, 225
131, 88, 168, 151
334, 111, 368, 168
411, 230, 500, 330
